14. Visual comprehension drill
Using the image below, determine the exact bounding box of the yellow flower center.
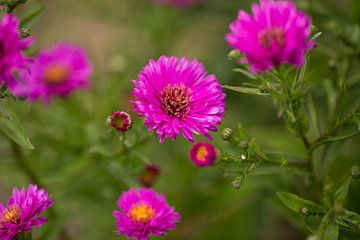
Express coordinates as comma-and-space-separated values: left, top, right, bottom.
43, 64, 70, 85
0, 205, 21, 227
129, 203, 155, 223
258, 27, 285, 49
196, 145, 209, 162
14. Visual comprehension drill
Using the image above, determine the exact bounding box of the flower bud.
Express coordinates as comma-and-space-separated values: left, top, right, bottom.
221, 128, 233, 141
189, 142, 217, 167
140, 164, 161, 188
108, 111, 133, 132
232, 176, 243, 190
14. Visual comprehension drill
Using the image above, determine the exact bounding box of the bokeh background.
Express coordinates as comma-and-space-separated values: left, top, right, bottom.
1, 0, 360, 239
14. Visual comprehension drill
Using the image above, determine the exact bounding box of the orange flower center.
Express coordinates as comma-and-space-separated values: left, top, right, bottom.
161, 84, 192, 119
129, 203, 155, 223
0, 205, 21, 227
258, 27, 285, 49
196, 145, 209, 162
43, 64, 70, 85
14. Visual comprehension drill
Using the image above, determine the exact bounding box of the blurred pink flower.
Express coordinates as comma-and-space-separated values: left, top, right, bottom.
0, 14, 33, 93
189, 141, 217, 167
132, 56, 225, 143
113, 188, 180, 240
0, 184, 54, 240
226, 0, 315, 72
12, 43, 92, 102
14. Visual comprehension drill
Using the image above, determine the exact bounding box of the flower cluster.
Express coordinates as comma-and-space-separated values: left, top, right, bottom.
0, 184, 53, 240
0, 14, 92, 103
113, 188, 180, 240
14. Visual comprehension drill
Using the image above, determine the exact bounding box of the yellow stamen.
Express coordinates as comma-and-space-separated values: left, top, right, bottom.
0, 205, 21, 227
129, 203, 155, 223
43, 64, 70, 85
196, 146, 209, 162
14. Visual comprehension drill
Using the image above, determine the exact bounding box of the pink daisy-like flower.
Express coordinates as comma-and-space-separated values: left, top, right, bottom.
0, 184, 54, 240
226, 0, 315, 73
108, 111, 133, 132
132, 56, 226, 143
0, 14, 33, 91
152, 0, 202, 6
113, 188, 180, 240
12, 43, 92, 102
189, 141, 217, 167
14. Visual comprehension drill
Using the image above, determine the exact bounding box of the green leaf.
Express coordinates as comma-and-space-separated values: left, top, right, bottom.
336, 209, 360, 232
277, 192, 325, 216
233, 68, 257, 80
318, 211, 339, 240
0, 105, 34, 149
334, 176, 352, 206
222, 85, 269, 96
20, 6, 45, 27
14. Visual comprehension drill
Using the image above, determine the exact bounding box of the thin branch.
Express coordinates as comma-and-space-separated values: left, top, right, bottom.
311, 131, 360, 150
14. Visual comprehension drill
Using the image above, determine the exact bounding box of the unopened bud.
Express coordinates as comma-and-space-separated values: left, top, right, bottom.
232, 176, 243, 190
21, 28, 30, 38
300, 207, 309, 216
140, 164, 161, 188
108, 111, 133, 132
221, 128, 233, 141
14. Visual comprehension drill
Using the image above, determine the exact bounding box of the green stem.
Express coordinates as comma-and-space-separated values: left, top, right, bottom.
9, 139, 71, 240
311, 131, 360, 150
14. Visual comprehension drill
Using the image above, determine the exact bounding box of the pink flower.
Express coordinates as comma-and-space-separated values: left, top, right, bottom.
0, 184, 54, 240
108, 111, 133, 132
0, 14, 33, 92
226, 0, 315, 72
12, 43, 92, 102
189, 141, 217, 167
113, 188, 180, 240
132, 56, 226, 143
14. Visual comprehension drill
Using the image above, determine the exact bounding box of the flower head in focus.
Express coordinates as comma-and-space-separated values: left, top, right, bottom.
132, 56, 225, 143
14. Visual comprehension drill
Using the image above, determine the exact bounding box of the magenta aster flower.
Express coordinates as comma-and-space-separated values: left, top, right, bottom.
226, 0, 315, 73
0, 14, 33, 91
12, 43, 92, 102
108, 111, 133, 132
113, 188, 180, 240
0, 184, 54, 240
189, 141, 217, 167
132, 56, 226, 143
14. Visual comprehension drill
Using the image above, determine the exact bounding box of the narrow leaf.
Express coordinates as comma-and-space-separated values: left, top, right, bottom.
223, 85, 269, 96
20, 6, 45, 27
277, 192, 325, 215
233, 68, 257, 80
0, 105, 34, 149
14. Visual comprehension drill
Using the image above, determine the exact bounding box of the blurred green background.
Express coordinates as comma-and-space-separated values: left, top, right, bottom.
1, 0, 360, 239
